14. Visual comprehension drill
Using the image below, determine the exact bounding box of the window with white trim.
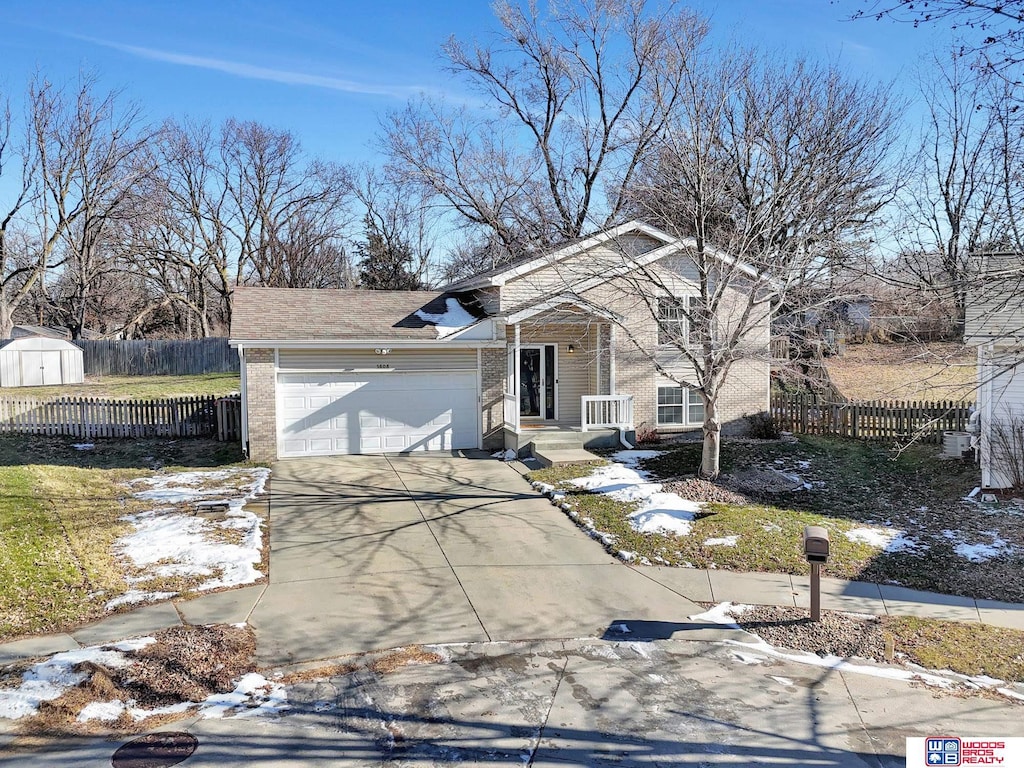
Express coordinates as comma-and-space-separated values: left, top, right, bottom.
657, 386, 705, 425
658, 296, 711, 346
657, 297, 688, 346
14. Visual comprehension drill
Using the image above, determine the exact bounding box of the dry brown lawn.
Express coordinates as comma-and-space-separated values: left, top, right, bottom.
825, 342, 976, 402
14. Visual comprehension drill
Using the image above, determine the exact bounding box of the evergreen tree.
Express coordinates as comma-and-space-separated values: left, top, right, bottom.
355, 215, 422, 290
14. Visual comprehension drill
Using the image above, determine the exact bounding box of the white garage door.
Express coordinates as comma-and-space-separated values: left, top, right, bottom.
277, 371, 478, 457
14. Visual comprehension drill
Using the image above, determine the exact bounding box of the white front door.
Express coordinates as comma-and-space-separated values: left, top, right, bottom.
519, 344, 557, 421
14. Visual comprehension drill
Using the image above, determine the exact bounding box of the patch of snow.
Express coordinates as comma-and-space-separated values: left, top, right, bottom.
492, 449, 518, 462
954, 533, 1012, 562
0, 646, 136, 720
844, 527, 923, 554
689, 602, 750, 627
704, 535, 740, 547
106, 589, 177, 610
109, 637, 157, 652
109, 468, 271, 608
72, 443, 94, 451
694, 602, 1024, 702
762, 522, 782, 533
200, 673, 288, 719
770, 676, 795, 686
610, 623, 632, 634
414, 298, 477, 339
77, 700, 125, 722
609, 450, 664, 466
568, 458, 703, 538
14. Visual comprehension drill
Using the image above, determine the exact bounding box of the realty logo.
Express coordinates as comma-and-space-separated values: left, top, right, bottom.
926, 737, 961, 765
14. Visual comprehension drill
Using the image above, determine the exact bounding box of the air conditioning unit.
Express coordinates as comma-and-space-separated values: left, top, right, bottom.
942, 431, 973, 458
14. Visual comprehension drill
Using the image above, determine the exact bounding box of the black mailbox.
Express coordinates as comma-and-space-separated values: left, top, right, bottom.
803, 526, 830, 563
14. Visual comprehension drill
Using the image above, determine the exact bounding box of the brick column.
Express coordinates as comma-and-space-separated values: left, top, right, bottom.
244, 348, 278, 463
480, 347, 507, 450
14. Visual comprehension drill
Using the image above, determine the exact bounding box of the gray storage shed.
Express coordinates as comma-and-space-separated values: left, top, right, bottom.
0, 337, 84, 387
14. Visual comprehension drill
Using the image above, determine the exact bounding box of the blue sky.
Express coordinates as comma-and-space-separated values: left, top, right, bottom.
2, 0, 952, 166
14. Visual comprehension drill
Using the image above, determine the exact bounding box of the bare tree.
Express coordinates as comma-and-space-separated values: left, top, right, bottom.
889, 53, 1011, 332
219, 119, 351, 290
150, 118, 354, 330
848, 0, 1024, 74
349, 164, 435, 288
0, 91, 39, 337
613, 49, 901, 477
29, 76, 158, 339
383, 0, 707, 259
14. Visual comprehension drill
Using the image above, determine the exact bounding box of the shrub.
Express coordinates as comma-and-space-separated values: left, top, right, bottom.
745, 411, 781, 440
635, 426, 662, 445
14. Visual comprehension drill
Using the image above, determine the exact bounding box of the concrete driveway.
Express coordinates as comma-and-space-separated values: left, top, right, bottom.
248, 452, 719, 666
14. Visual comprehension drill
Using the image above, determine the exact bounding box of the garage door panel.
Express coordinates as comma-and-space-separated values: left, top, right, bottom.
277, 371, 477, 457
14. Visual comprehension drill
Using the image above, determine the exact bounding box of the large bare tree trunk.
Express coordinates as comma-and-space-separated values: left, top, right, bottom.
700, 396, 721, 480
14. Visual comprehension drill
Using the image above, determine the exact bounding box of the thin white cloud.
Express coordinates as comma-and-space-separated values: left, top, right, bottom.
83, 36, 428, 99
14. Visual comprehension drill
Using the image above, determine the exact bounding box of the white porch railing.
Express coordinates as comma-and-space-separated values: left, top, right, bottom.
581, 395, 634, 432
503, 391, 520, 434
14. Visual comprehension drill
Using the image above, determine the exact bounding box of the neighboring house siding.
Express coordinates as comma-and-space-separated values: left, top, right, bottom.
965, 254, 1024, 343
244, 348, 277, 463
979, 345, 1024, 488
510, 322, 598, 426
277, 349, 477, 371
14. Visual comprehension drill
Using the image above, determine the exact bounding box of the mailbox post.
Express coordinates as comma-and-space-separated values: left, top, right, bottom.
803, 526, 830, 622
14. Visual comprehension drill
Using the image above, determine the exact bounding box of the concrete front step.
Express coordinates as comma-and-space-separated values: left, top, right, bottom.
532, 448, 605, 468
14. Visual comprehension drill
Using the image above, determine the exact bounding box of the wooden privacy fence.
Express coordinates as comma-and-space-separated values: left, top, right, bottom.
0, 394, 242, 441
78, 338, 239, 376
771, 393, 972, 444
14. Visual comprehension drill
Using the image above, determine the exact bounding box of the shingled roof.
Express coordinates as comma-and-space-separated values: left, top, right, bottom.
229, 287, 483, 341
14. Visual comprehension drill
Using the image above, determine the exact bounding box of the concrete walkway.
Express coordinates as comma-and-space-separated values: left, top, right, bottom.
2, 451, 1023, 669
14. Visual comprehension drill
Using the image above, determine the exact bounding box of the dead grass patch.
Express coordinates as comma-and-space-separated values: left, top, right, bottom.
825, 341, 975, 402
370, 646, 445, 674
732, 605, 1024, 692
278, 661, 358, 685
16, 624, 256, 736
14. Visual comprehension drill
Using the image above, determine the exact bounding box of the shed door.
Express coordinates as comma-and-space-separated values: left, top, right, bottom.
277, 371, 479, 457
20, 350, 63, 386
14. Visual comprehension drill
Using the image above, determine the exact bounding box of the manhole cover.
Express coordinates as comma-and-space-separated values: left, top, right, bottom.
111, 732, 198, 768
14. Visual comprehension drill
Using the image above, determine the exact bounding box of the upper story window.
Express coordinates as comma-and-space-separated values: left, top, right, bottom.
657, 297, 689, 346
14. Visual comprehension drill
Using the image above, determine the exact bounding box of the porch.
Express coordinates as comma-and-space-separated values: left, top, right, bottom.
499, 309, 635, 455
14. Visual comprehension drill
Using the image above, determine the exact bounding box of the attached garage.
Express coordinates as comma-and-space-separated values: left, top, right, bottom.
277, 370, 478, 457
229, 287, 499, 462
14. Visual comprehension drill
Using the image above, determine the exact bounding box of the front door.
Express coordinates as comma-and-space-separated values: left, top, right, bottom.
519, 344, 557, 420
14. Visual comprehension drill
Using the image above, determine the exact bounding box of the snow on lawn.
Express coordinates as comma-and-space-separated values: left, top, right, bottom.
110, 467, 271, 608
0, 637, 286, 723
704, 535, 740, 547
689, 603, 1024, 703
569, 450, 703, 537
415, 297, 478, 339
844, 527, 923, 554
943, 529, 1015, 562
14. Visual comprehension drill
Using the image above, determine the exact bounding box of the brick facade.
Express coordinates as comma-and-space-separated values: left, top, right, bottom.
243, 348, 277, 463
480, 345, 507, 451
